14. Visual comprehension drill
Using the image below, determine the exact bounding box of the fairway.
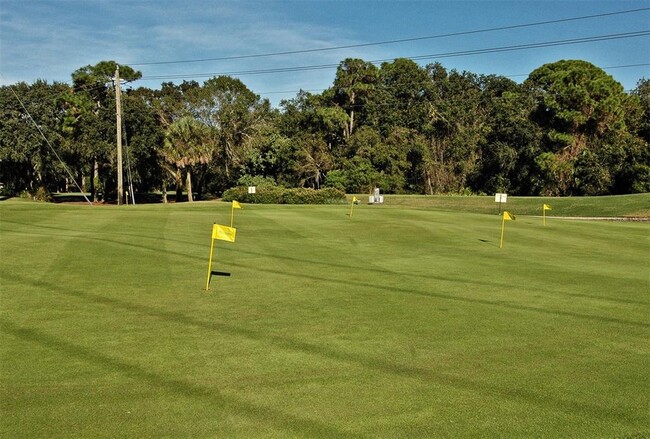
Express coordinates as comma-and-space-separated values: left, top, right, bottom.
1, 199, 648, 437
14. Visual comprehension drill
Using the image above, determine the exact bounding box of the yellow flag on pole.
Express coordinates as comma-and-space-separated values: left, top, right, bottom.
212, 224, 237, 242
543, 204, 551, 225
230, 200, 242, 227
500, 211, 515, 248
206, 223, 236, 290
349, 196, 357, 218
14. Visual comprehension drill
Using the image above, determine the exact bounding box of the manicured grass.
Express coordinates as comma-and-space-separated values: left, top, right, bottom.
372, 192, 650, 217
1, 198, 648, 437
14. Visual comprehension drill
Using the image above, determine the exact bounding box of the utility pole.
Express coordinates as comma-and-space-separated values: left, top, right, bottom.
114, 65, 123, 205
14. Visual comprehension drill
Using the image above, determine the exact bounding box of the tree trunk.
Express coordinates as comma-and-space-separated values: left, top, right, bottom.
424, 167, 433, 195
92, 159, 99, 202
175, 168, 183, 202
162, 179, 168, 204
186, 168, 193, 202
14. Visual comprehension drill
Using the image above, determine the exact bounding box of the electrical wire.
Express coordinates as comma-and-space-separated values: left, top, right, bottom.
139, 30, 650, 81
122, 119, 136, 205
129, 7, 650, 66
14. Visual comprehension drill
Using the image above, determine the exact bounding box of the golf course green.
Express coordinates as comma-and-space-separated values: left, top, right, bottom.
1, 195, 648, 437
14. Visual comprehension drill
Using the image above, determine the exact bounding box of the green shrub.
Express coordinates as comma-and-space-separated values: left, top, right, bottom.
19, 187, 53, 202
222, 186, 346, 204
324, 170, 348, 191
34, 187, 53, 202
236, 175, 277, 188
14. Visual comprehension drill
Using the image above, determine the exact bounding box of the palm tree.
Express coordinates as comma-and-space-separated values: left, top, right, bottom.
159, 116, 214, 202
294, 134, 334, 189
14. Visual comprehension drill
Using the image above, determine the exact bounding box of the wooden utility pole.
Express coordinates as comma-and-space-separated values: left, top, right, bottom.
114, 65, 123, 205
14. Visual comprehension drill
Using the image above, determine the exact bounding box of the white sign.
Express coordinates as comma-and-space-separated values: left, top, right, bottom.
495, 193, 507, 203
248, 186, 256, 194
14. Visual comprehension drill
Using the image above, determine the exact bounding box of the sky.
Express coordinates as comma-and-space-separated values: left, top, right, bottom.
1, 0, 649, 107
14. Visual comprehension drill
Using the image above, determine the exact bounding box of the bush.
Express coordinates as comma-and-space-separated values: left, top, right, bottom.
324, 170, 348, 191
282, 187, 346, 204
236, 175, 277, 188
20, 187, 53, 202
222, 185, 346, 204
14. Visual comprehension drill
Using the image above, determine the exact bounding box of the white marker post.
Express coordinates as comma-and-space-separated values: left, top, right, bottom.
495, 193, 507, 214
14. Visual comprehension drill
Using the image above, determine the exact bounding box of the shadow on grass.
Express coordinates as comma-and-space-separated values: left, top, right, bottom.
3, 272, 647, 426
51, 193, 171, 204
3, 220, 650, 308
4, 217, 648, 310
0, 318, 364, 438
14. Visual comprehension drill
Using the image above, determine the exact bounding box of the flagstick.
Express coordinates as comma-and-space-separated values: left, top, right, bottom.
543, 207, 546, 226
205, 237, 216, 290
230, 204, 235, 228
499, 215, 506, 249
349, 200, 354, 218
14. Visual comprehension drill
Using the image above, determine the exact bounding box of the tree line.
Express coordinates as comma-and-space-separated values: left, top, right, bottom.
1, 58, 648, 201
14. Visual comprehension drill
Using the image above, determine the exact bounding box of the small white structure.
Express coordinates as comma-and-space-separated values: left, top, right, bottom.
495, 193, 507, 213
369, 188, 384, 204
248, 186, 256, 194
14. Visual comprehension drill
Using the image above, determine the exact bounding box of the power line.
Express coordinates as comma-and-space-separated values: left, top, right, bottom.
139, 30, 650, 81
130, 7, 650, 66
504, 63, 650, 78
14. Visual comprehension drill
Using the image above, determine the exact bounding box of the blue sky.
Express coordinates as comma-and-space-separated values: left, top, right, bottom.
1, 0, 648, 107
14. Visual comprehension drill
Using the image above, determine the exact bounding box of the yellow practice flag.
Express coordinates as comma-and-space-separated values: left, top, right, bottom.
206, 223, 237, 290
543, 204, 551, 225
230, 200, 242, 227
500, 211, 515, 248
349, 196, 358, 218
212, 224, 237, 242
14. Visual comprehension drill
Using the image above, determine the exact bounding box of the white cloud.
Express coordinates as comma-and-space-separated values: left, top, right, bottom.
0, 0, 395, 104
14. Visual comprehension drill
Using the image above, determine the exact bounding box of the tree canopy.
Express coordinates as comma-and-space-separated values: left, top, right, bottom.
1, 58, 647, 200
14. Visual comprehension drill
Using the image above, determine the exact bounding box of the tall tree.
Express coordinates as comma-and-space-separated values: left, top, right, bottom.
420, 66, 488, 194
65, 60, 142, 201
333, 58, 378, 139
121, 87, 166, 193
293, 133, 334, 189
0, 81, 71, 195
160, 116, 214, 202
526, 60, 631, 195
185, 76, 271, 191
374, 58, 432, 134
470, 76, 539, 195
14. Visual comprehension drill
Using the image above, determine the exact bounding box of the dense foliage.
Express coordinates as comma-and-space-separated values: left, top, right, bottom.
1, 59, 648, 200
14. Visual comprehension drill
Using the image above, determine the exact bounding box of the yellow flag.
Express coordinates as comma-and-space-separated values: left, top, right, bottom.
543, 204, 551, 210
352, 196, 358, 202
232, 200, 242, 209
212, 224, 236, 242
503, 211, 515, 221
